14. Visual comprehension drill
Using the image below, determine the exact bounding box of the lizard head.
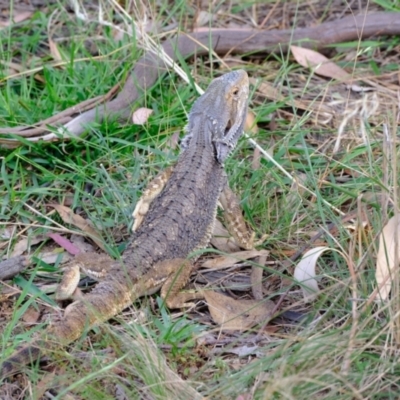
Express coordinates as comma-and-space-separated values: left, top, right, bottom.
209, 69, 249, 164
183, 69, 249, 164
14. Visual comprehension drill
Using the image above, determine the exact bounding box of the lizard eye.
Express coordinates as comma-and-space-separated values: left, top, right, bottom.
232, 87, 239, 96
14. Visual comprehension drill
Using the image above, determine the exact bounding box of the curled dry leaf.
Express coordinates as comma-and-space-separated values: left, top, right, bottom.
204, 290, 275, 330
51, 204, 106, 251
132, 107, 153, 125
290, 45, 350, 81
202, 249, 269, 270
375, 215, 400, 301
293, 246, 332, 301
11, 235, 46, 257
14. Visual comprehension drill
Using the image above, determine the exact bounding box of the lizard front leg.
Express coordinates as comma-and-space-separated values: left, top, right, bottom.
219, 184, 255, 250
219, 184, 268, 300
56, 166, 175, 301
159, 259, 204, 308
132, 166, 174, 231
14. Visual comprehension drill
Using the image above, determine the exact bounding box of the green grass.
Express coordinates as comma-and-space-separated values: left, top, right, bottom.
1, 0, 400, 399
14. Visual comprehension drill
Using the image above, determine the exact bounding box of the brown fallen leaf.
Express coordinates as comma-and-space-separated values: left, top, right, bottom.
202, 249, 269, 270
132, 107, 153, 125
291, 45, 350, 81
11, 235, 47, 257
49, 38, 63, 62
22, 306, 40, 325
204, 290, 274, 330
251, 254, 267, 301
0, 285, 21, 302
375, 215, 400, 301
33, 371, 57, 400
51, 204, 106, 251
0, 11, 33, 28
165, 131, 181, 151
251, 146, 261, 170
245, 110, 259, 134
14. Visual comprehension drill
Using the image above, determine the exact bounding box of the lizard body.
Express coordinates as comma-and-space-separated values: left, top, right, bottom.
1, 69, 250, 377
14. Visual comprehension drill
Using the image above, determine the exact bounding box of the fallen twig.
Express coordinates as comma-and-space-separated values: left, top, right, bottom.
0, 12, 399, 147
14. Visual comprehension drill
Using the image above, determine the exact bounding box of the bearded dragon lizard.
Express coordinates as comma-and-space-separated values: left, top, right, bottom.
1, 69, 255, 377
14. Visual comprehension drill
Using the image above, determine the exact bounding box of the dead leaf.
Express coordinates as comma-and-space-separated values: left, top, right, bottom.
51, 204, 106, 251
202, 250, 269, 270
375, 215, 400, 301
22, 306, 40, 325
39, 251, 73, 265
293, 246, 333, 301
0, 11, 33, 28
132, 107, 153, 125
0, 285, 20, 301
11, 235, 47, 257
69, 234, 96, 254
245, 110, 259, 134
33, 372, 57, 400
204, 290, 274, 330
291, 45, 350, 81
251, 146, 261, 170
210, 220, 241, 253
165, 131, 180, 151
195, 10, 214, 26
251, 254, 267, 300
49, 38, 62, 62
48, 233, 81, 255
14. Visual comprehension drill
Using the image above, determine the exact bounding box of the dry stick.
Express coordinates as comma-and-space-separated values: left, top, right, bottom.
0, 83, 121, 138
0, 12, 399, 145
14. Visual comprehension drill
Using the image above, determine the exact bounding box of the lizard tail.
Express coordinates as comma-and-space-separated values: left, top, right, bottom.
1, 279, 132, 378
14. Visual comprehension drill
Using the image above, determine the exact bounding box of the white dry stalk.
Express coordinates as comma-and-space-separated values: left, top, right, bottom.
332, 93, 380, 154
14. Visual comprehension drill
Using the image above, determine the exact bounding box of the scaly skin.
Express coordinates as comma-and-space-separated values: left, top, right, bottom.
1, 70, 249, 378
